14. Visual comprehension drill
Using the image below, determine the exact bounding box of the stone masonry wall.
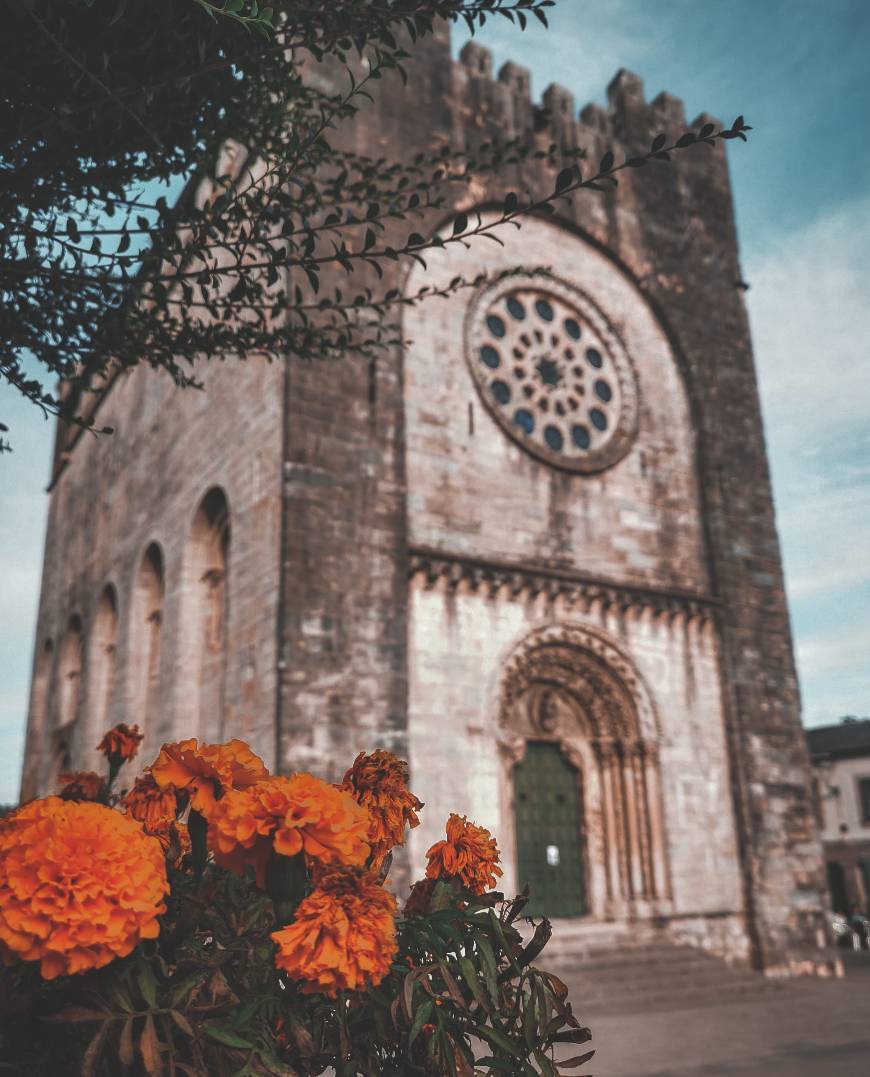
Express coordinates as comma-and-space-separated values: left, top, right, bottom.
21, 354, 283, 794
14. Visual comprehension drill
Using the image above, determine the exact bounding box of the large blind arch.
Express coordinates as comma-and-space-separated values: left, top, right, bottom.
183, 487, 231, 741
129, 542, 165, 752
84, 584, 119, 764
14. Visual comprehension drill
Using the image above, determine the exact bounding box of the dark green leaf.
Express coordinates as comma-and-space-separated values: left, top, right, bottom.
204, 1024, 254, 1049
555, 167, 574, 194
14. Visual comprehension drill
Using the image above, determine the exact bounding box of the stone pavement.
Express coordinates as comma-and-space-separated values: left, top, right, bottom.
559, 952, 870, 1077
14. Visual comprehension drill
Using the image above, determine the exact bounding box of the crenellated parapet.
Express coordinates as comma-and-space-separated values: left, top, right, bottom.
452, 43, 720, 164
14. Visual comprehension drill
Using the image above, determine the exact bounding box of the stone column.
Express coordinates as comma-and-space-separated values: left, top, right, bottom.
611, 744, 631, 902
622, 742, 643, 900
632, 742, 653, 898
644, 744, 671, 901
593, 738, 614, 903
599, 739, 625, 911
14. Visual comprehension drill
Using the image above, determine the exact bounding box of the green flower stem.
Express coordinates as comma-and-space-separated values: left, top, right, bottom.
188, 809, 209, 881
266, 850, 308, 927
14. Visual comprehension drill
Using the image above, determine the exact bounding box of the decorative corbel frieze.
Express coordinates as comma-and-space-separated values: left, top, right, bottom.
409, 546, 717, 626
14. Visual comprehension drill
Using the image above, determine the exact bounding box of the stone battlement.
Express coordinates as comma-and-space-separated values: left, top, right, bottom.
454, 39, 718, 155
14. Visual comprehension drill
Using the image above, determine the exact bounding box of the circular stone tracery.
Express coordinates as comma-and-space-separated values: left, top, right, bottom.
466, 272, 639, 473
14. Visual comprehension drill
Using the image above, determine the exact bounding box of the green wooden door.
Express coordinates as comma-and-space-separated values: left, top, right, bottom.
514, 742, 586, 918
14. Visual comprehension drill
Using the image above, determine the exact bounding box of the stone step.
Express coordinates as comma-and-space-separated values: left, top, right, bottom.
569, 963, 770, 993
577, 976, 789, 1015
527, 931, 800, 1015
553, 962, 754, 993
544, 942, 720, 968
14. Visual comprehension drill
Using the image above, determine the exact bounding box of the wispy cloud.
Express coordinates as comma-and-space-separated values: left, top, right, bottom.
745, 194, 870, 725
463, 1, 670, 109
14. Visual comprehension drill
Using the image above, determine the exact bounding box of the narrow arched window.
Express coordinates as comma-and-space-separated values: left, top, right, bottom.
49, 617, 83, 790
21, 638, 54, 799
186, 488, 230, 741
57, 616, 83, 733
86, 585, 118, 761
131, 544, 165, 745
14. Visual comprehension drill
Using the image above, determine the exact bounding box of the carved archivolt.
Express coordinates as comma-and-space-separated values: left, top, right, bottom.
500, 622, 661, 742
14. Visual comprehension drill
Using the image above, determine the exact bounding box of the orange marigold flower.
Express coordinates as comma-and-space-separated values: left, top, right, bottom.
208, 773, 370, 888
271, 868, 397, 996
57, 771, 103, 802
0, 798, 167, 980
340, 750, 423, 869
149, 738, 268, 817
124, 774, 179, 833
97, 723, 143, 763
425, 813, 503, 896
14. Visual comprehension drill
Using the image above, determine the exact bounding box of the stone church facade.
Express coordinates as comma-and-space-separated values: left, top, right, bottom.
21, 24, 824, 973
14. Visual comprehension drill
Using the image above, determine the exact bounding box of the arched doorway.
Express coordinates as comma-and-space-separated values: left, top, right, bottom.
514, 739, 586, 918
499, 624, 671, 922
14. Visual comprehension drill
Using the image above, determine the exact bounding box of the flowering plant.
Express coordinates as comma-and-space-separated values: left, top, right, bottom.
0, 725, 593, 1076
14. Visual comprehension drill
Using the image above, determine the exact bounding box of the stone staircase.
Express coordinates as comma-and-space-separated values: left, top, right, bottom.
531, 922, 794, 1015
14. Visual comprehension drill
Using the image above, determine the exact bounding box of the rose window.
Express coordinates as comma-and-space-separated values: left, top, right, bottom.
466, 273, 638, 472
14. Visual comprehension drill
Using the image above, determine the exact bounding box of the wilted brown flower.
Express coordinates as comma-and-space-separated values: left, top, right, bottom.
96, 723, 143, 763
57, 771, 103, 802
425, 813, 503, 895
340, 749, 422, 869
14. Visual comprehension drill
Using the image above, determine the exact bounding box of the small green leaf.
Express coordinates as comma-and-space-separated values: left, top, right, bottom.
170, 1011, 194, 1037
457, 956, 489, 1011
555, 167, 574, 194
408, 998, 435, 1046
476, 1025, 522, 1057
136, 963, 158, 1009
204, 1024, 254, 1049
560, 1049, 596, 1069
476, 935, 500, 1006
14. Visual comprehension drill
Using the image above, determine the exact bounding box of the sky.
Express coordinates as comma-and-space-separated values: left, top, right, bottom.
1, 0, 869, 803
